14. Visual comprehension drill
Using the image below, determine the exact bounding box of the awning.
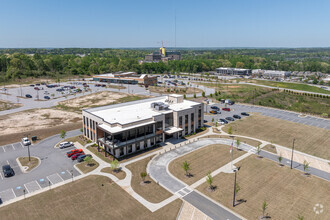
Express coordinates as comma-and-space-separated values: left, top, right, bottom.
164, 127, 183, 135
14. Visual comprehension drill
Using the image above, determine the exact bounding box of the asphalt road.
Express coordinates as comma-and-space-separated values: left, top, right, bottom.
0, 129, 81, 203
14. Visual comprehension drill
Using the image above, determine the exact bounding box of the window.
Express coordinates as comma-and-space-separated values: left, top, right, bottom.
179, 116, 183, 127
165, 113, 173, 127
191, 113, 194, 122
136, 143, 140, 151
128, 145, 132, 153
120, 148, 124, 156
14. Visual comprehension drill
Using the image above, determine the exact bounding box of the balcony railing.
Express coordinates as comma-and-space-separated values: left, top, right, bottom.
99, 133, 155, 149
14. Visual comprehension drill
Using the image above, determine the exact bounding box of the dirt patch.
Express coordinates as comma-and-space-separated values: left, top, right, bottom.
0, 99, 23, 111
0, 122, 82, 146
0, 109, 81, 136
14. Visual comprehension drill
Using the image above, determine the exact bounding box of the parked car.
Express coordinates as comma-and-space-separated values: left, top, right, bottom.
34, 87, 40, 90
228, 101, 235, 105
233, 114, 241, 119
77, 154, 92, 162
67, 149, 83, 157
44, 91, 49, 94
225, 117, 235, 121
210, 106, 220, 110
222, 108, 231, 111
59, 141, 73, 149
216, 110, 221, 114
209, 110, 217, 114
2, 165, 14, 177
71, 153, 85, 160
35, 83, 40, 86
22, 137, 31, 146
29, 84, 35, 87
44, 96, 50, 100
241, 112, 250, 116
218, 118, 228, 125
25, 94, 32, 98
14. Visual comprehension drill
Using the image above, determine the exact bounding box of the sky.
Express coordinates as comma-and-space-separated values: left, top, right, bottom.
0, 0, 330, 48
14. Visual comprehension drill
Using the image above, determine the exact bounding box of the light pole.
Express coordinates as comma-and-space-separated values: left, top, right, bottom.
233, 166, 241, 207
71, 170, 74, 182
27, 142, 31, 161
290, 138, 295, 169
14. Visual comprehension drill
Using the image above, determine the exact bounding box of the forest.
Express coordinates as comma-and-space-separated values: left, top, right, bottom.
0, 48, 329, 83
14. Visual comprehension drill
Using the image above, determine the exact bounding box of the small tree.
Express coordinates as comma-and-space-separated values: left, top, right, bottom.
215, 121, 218, 127
235, 183, 241, 195
202, 91, 205, 97
140, 172, 147, 183
206, 172, 214, 190
262, 200, 268, 218
303, 160, 310, 174
297, 214, 304, 220
212, 118, 215, 123
84, 156, 92, 166
80, 128, 83, 133
60, 130, 66, 139
236, 139, 241, 150
278, 154, 283, 165
183, 94, 186, 99
193, 93, 196, 98
110, 159, 120, 173
228, 126, 233, 135
182, 161, 191, 177
256, 144, 261, 157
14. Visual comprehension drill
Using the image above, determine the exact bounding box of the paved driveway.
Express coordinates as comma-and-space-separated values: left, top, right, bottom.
0, 130, 82, 203
148, 139, 253, 220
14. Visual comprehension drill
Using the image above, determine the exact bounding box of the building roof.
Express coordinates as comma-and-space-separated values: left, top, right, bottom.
84, 95, 200, 126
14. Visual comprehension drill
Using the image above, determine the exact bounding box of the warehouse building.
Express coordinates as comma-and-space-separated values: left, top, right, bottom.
82, 94, 204, 158
216, 67, 252, 75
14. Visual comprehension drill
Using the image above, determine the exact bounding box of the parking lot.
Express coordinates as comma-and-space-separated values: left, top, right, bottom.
0, 130, 82, 204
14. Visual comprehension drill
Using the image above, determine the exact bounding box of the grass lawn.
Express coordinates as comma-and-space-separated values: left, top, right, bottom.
254, 80, 330, 94
55, 135, 87, 148
101, 167, 126, 180
17, 157, 39, 172
201, 135, 262, 147
0, 175, 182, 220
183, 127, 209, 139
262, 144, 277, 154
126, 157, 173, 203
169, 144, 246, 185
223, 114, 330, 160
87, 145, 113, 164
197, 155, 329, 220
75, 159, 99, 174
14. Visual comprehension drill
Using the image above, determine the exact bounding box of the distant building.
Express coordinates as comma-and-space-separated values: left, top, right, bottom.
216, 67, 252, 75
263, 70, 291, 79
93, 72, 157, 87
144, 43, 181, 62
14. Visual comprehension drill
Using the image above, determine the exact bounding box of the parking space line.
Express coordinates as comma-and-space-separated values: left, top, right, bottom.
11, 188, 17, 198
46, 176, 54, 185
57, 173, 64, 181
7, 160, 9, 165
2, 146, 5, 152
12, 144, 15, 150
23, 183, 30, 193
20, 142, 25, 148
35, 180, 42, 190
0, 172, 3, 180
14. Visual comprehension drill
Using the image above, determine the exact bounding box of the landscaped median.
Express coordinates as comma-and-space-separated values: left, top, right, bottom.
196, 154, 329, 219
17, 157, 40, 172
126, 157, 173, 203
101, 167, 126, 180
201, 135, 262, 147
168, 144, 246, 185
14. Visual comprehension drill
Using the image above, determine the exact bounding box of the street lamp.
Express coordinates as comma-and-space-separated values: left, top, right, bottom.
233, 166, 241, 207
290, 138, 295, 169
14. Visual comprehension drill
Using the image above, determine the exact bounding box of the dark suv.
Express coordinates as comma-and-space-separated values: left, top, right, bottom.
2, 165, 14, 177
233, 114, 241, 119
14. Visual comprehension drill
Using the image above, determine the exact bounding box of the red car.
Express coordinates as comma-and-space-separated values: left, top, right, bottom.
222, 108, 231, 111
71, 153, 85, 160
66, 149, 83, 157
34, 87, 40, 90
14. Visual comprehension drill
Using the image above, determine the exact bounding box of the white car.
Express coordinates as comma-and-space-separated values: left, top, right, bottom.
59, 142, 73, 149
22, 137, 31, 146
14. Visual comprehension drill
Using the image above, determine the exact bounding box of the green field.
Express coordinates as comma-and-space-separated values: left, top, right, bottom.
254, 80, 330, 94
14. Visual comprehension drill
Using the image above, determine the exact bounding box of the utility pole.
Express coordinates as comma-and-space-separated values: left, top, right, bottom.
290, 138, 295, 169
27, 142, 31, 161
233, 166, 241, 207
